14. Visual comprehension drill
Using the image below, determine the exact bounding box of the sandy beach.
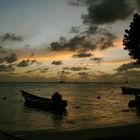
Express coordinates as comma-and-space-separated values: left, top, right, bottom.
10, 123, 140, 140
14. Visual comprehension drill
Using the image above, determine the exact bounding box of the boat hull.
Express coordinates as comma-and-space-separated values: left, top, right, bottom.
128, 95, 140, 108
121, 86, 140, 95
21, 90, 67, 111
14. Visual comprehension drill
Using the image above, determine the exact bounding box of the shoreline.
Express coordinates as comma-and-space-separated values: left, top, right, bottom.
13, 123, 140, 140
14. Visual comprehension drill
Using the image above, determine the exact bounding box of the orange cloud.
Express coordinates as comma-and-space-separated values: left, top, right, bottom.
113, 38, 123, 48
18, 51, 74, 62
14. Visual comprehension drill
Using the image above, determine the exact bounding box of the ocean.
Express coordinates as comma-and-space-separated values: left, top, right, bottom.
0, 82, 140, 133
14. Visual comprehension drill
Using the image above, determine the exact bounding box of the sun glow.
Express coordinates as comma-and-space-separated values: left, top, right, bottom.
17, 51, 74, 61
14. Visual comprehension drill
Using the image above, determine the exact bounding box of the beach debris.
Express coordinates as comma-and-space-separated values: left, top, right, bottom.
97, 96, 101, 99
75, 106, 81, 109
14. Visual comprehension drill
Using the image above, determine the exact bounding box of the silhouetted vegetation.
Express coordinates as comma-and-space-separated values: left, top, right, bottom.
123, 13, 140, 64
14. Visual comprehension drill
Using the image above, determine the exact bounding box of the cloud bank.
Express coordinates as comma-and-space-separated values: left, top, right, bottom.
0, 33, 23, 42
69, 0, 140, 24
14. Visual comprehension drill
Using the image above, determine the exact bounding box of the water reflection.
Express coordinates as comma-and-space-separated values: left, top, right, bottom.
136, 108, 140, 116
22, 104, 67, 131
23, 102, 67, 115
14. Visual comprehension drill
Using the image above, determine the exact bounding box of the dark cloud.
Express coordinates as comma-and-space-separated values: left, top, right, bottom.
0, 64, 15, 72
78, 72, 89, 79
51, 60, 63, 65
90, 57, 103, 63
25, 67, 48, 73
85, 25, 98, 34
0, 53, 18, 64
72, 52, 93, 58
116, 62, 140, 72
50, 35, 94, 52
67, 35, 95, 51
17, 60, 30, 67
78, 71, 88, 75
59, 36, 68, 45
86, 25, 114, 36
4, 53, 17, 63
50, 26, 117, 52
96, 32, 117, 50
25, 70, 36, 73
43, 68, 49, 71
50, 42, 64, 51
70, 66, 89, 71
50, 2, 119, 53
40, 68, 49, 73
63, 67, 70, 70
0, 33, 23, 42
97, 70, 106, 74
50, 37, 67, 51
85, 25, 117, 50
30, 53, 34, 57
17, 59, 37, 67
67, 0, 86, 6
70, 26, 81, 34
31, 59, 37, 63
63, 66, 89, 71
82, 0, 133, 24
69, 0, 138, 24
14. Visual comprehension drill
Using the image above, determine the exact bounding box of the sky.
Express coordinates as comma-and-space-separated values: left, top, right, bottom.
0, 0, 140, 82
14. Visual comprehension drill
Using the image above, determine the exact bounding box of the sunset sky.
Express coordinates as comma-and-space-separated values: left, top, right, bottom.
0, 0, 140, 82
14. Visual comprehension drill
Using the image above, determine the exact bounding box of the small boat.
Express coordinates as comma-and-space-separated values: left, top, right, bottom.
20, 90, 67, 111
128, 94, 140, 108
121, 86, 140, 95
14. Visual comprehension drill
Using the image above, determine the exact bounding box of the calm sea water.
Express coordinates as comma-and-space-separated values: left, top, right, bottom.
0, 82, 140, 133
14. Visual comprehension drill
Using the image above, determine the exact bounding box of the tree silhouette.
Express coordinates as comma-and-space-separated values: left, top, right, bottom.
123, 13, 140, 64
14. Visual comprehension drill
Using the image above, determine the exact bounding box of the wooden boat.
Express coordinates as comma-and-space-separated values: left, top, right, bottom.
121, 86, 140, 95
20, 90, 67, 110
